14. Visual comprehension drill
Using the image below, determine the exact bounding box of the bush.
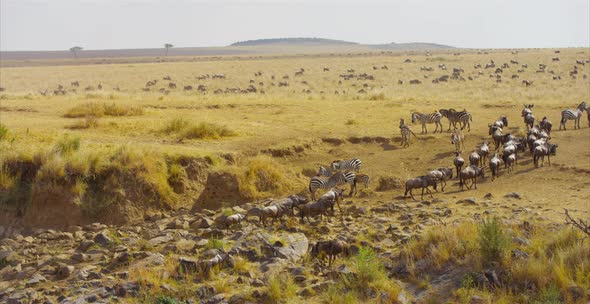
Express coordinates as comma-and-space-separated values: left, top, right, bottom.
0, 124, 8, 141
154, 295, 181, 304
67, 117, 99, 130
478, 217, 508, 263
182, 122, 235, 140
238, 156, 295, 199
64, 102, 143, 118
53, 135, 81, 156
265, 275, 297, 304
162, 118, 190, 134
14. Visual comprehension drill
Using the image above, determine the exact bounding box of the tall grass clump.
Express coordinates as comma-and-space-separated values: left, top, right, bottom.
0, 124, 9, 141
478, 217, 508, 263
264, 275, 297, 304
182, 122, 235, 140
64, 102, 143, 118
237, 156, 296, 199
53, 135, 81, 156
67, 116, 100, 130
160, 118, 235, 140
162, 118, 190, 134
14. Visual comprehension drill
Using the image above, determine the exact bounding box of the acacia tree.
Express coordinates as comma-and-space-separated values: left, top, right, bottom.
164, 43, 173, 56
69, 46, 83, 58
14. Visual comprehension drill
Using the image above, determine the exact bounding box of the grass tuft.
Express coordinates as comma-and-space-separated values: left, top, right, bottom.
64, 102, 143, 118
478, 217, 508, 263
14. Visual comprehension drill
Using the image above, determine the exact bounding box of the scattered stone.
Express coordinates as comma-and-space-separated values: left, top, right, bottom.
93, 232, 112, 247
512, 236, 531, 246
77, 240, 95, 252
484, 193, 493, 199
26, 273, 47, 287
504, 192, 521, 199
55, 265, 75, 279
511, 249, 529, 260
147, 234, 173, 246
469, 295, 487, 304
115, 282, 139, 297
567, 284, 584, 301
178, 257, 198, 273
456, 197, 477, 205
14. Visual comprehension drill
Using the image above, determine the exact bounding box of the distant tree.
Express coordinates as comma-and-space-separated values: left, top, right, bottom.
164, 43, 174, 56
69, 46, 83, 58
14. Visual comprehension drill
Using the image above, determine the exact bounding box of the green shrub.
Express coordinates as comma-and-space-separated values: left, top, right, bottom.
478, 217, 508, 263
154, 295, 181, 304
265, 275, 297, 304
238, 156, 295, 199
204, 237, 224, 250
53, 135, 81, 156
0, 124, 8, 141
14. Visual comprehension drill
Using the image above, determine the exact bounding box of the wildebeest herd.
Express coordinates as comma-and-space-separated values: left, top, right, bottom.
399, 100, 589, 199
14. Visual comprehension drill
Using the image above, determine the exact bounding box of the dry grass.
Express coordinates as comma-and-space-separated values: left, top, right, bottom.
64, 102, 143, 118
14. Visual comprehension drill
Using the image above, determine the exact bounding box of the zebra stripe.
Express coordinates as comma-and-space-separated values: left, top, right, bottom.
411, 112, 443, 133
440, 109, 472, 131
560, 102, 587, 130
399, 119, 416, 148
309, 172, 356, 200
330, 158, 362, 172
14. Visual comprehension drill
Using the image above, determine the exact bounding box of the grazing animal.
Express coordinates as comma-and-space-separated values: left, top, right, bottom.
540, 117, 552, 135
559, 102, 587, 130
297, 199, 336, 222
411, 111, 443, 134
522, 80, 534, 86
489, 153, 502, 181
309, 172, 356, 200
521, 104, 535, 130
404, 176, 437, 200
222, 214, 245, 229
459, 165, 485, 190
168, 83, 177, 89
440, 109, 472, 131
478, 142, 490, 165
399, 119, 418, 148
489, 125, 505, 150
533, 143, 558, 167
469, 151, 481, 166
451, 128, 465, 152
330, 158, 362, 173
317, 188, 344, 214
427, 167, 453, 191
71, 81, 80, 87
503, 153, 516, 173
352, 174, 370, 195
259, 205, 289, 226
273, 195, 309, 216
492, 116, 508, 129
454, 152, 465, 179
309, 239, 350, 266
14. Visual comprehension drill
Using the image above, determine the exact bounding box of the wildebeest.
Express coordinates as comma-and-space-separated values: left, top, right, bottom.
309, 239, 350, 266
459, 165, 485, 190
489, 153, 502, 181
533, 143, 558, 167
454, 152, 465, 179
404, 176, 437, 200
427, 168, 453, 192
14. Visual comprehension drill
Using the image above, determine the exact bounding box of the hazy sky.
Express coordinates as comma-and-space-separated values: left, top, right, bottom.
1, 0, 589, 51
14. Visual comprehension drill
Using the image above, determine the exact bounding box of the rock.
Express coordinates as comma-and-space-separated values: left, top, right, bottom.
228, 294, 246, 304
196, 285, 216, 298
178, 257, 199, 273
512, 236, 531, 246
251, 279, 265, 287
147, 234, 173, 246
484, 193, 493, 199
71, 253, 88, 263
197, 217, 215, 229
26, 273, 47, 287
195, 238, 209, 248
484, 269, 500, 286
456, 197, 477, 205
469, 295, 487, 304
298, 287, 314, 297
77, 240, 95, 252
511, 249, 529, 260
55, 265, 75, 279
567, 284, 584, 301
115, 282, 139, 297
504, 192, 521, 199
93, 232, 112, 247
310, 280, 335, 292
397, 291, 408, 304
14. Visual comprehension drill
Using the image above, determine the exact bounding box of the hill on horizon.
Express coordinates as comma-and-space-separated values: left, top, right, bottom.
230, 37, 359, 46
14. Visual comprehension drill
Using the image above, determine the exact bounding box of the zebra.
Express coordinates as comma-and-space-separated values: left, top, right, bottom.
399, 119, 417, 148
440, 108, 472, 131
309, 172, 356, 200
451, 128, 465, 152
559, 102, 587, 130
352, 174, 370, 195
330, 158, 362, 173
411, 111, 443, 134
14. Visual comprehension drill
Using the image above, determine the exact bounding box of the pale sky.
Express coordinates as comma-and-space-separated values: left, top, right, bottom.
1, 0, 589, 51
